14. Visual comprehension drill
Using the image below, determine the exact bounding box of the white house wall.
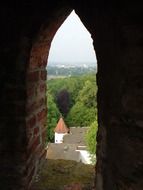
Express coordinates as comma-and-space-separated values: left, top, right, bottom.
76, 150, 94, 165
55, 132, 67, 143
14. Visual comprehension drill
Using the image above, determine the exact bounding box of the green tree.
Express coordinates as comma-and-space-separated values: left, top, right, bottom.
56, 89, 71, 117
47, 73, 97, 128
47, 92, 60, 142
77, 80, 97, 107
85, 120, 98, 164
48, 76, 84, 108
66, 102, 97, 127
66, 77, 97, 127
85, 120, 98, 154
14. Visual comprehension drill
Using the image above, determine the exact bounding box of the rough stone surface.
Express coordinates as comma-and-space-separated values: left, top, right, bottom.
0, 1, 143, 190
30, 159, 95, 190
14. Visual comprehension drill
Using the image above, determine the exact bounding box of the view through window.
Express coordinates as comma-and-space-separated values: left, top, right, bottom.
44, 10, 97, 189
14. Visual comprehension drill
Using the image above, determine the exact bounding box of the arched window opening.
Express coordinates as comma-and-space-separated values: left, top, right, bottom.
31, 10, 97, 190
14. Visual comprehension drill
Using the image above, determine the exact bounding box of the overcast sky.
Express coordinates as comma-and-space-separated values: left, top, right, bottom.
48, 10, 97, 64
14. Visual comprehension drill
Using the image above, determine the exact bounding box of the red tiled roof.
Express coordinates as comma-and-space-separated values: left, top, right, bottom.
54, 117, 69, 134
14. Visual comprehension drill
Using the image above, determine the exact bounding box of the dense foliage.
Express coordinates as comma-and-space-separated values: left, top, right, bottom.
56, 89, 70, 117
47, 92, 60, 142
85, 120, 98, 154
47, 73, 98, 150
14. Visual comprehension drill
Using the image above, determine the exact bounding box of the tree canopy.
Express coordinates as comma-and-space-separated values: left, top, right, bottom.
47, 92, 60, 142
85, 120, 98, 154
56, 89, 70, 117
47, 73, 98, 142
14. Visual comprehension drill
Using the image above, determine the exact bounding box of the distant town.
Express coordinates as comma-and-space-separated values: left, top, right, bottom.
47, 62, 97, 79
48, 61, 97, 67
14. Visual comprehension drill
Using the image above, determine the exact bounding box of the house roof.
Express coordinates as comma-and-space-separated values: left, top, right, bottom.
46, 143, 80, 162
63, 127, 89, 145
54, 117, 69, 134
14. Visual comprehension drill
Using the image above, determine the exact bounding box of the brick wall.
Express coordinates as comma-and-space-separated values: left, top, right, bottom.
0, 3, 72, 190
25, 16, 70, 188
2, 2, 143, 190
25, 40, 48, 187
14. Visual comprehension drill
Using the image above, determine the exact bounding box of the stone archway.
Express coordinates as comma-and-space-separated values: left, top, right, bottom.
25, 6, 99, 188
25, 7, 73, 189
1, 1, 143, 190
25, 4, 143, 190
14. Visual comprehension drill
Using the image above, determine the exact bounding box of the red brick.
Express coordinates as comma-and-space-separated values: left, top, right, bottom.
27, 71, 39, 82
29, 42, 49, 71
37, 109, 46, 122
39, 149, 46, 160
27, 85, 35, 97
26, 98, 46, 115
34, 127, 39, 136
32, 136, 40, 151
41, 118, 47, 130
27, 115, 36, 129
42, 129, 46, 141
40, 70, 47, 80
27, 166, 35, 186
26, 101, 37, 114
27, 136, 40, 158
39, 83, 46, 93
35, 144, 43, 156
38, 59, 47, 68
29, 57, 38, 70
27, 131, 33, 144
37, 98, 45, 109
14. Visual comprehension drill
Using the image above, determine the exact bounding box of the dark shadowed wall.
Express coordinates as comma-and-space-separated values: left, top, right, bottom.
0, 1, 143, 190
